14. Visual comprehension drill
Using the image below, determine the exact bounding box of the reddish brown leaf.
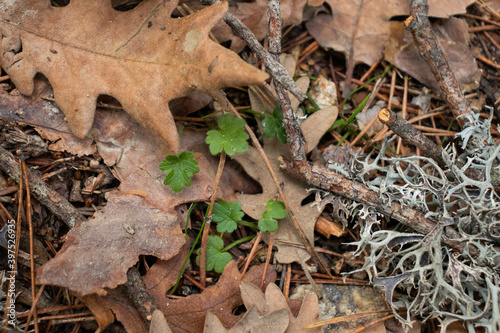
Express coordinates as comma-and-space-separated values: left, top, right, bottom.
144, 241, 191, 301
81, 289, 149, 333
37, 193, 186, 295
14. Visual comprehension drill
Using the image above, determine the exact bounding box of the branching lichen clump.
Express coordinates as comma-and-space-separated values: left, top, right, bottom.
322, 111, 500, 332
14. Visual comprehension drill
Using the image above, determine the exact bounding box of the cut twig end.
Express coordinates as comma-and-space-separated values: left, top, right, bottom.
378, 108, 391, 123
404, 16, 413, 27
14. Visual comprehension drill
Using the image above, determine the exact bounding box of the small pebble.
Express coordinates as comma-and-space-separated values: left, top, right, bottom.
89, 159, 100, 168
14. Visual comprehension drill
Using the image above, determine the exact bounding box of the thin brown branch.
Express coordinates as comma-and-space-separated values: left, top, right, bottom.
406, 0, 471, 128
200, 0, 307, 102
22, 160, 39, 333
377, 108, 446, 168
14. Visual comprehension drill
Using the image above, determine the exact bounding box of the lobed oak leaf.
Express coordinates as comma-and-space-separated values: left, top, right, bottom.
0, 80, 261, 217
204, 282, 321, 333
236, 54, 337, 262
155, 261, 277, 333
0, 0, 267, 152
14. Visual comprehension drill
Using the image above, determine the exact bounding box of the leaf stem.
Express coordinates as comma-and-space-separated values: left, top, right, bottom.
221, 234, 256, 252
237, 220, 258, 229
184, 203, 197, 236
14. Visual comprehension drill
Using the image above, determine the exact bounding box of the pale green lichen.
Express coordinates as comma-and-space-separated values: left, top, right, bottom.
321, 110, 500, 332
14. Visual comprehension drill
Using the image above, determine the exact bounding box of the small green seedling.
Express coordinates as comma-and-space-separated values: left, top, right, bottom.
196, 235, 233, 273
258, 199, 287, 232
212, 200, 245, 233
159, 151, 199, 192
206, 114, 249, 156
262, 106, 287, 143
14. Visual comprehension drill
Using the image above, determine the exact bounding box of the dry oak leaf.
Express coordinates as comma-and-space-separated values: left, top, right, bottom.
205, 282, 321, 333
0, 0, 267, 152
204, 307, 290, 333
240, 282, 321, 333
306, 0, 475, 66
36, 193, 186, 295
156, 261, 277, 333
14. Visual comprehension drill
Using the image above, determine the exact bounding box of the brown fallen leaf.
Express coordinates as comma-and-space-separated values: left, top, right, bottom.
208, 282, 321, 333
384, 18, 480, 93
306, 0, 475, 66
235, 138, 318, 263
204, 307, 290, 333
0, 0, 267, 152
150, 309, 173, 333
143, 241, 191, 302
156, 261, 277, 333
78, 294, 116, 333
36, 193, 186, 295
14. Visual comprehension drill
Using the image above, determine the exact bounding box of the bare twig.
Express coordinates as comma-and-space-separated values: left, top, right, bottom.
124, 266, 158, 326
378, 108, 446, 168
0, 146, 84, 228
406, 0, 471, 128
200, 0, 306, 102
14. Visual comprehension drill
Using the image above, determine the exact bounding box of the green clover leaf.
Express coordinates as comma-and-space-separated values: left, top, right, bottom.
258, 200, 287, 232
206, 114, 249, 156
159, 151, 199, 192
262, 106, 287, 143
212, 200, 244, 233
196, 235, 233, 273
258, 218, 278, 232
